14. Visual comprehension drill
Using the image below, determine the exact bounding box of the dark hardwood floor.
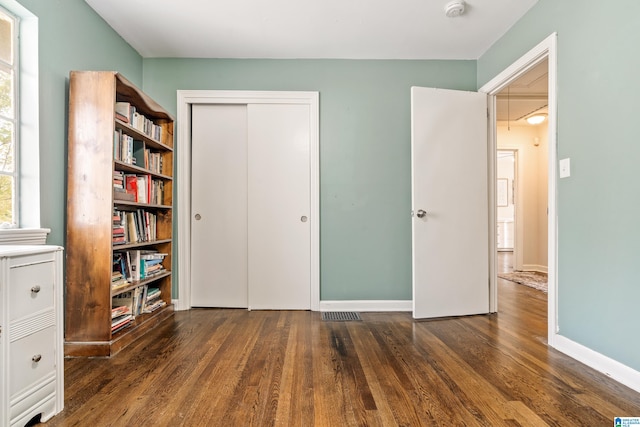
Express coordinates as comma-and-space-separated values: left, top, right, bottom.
44, 254, 640, 426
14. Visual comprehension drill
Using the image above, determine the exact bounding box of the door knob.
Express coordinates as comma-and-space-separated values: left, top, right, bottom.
194, 214, 201, 221
416, 209, 427, 218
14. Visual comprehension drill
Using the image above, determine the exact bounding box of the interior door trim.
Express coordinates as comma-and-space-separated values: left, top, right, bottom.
176, 90, 320, 311
479, 32, 558, 346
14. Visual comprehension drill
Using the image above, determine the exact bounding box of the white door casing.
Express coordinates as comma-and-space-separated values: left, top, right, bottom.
411, 86, 490, 319
177, 91, 320, 311
479, 32, 558, 343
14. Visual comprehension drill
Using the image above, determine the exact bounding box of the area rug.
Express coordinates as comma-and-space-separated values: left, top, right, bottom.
498, 271, 548, 293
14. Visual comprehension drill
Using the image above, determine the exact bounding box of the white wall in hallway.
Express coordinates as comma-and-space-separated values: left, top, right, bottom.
497, 123, 548, 272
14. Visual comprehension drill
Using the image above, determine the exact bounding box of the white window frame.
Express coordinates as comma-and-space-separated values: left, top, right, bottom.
0, 5, 19, 225
0, 0, 48, 244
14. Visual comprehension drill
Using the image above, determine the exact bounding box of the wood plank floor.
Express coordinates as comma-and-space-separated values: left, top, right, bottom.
44, 261, 640, 426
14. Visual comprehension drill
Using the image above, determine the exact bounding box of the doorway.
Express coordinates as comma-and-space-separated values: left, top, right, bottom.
480, 33, 558, 345
496, 60, 549, 276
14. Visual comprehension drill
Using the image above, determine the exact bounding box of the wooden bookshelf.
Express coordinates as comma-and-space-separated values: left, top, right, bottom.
65, 71, 175, 357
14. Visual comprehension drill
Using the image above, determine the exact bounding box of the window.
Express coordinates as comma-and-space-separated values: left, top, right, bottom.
0, 7, 17, 226
0, 0, 45, 244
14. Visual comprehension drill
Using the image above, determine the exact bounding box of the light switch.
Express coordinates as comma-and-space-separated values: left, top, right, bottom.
559, 158, 571, 178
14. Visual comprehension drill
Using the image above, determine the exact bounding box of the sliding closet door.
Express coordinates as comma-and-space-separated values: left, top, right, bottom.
190, 102, 311, 310
247, 104, 311, 310
190, 104, 248, 308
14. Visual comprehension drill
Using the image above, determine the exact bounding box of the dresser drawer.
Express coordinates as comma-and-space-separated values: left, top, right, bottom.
9, 261, 55, 322
10, 377, 56, 422
9, 326, 56, 397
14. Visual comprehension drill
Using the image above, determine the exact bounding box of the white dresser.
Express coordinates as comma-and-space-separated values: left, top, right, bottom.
0, 245, 64, 427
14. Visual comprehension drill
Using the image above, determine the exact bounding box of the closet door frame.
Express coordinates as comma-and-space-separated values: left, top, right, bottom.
176, 90, 320, 311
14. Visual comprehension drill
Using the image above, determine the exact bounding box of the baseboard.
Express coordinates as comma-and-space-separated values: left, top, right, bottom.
172, 299, 187, 311
172, 299, 412, 313
553, 334, 640, 393
522, 264, 548, 274
320, 300, 412, 312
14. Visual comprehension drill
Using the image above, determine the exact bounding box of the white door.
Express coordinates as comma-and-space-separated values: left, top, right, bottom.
190, 103, 311, 310
411, 86, 489, 319
247, 104, 311, 310
191, 104, 248, 307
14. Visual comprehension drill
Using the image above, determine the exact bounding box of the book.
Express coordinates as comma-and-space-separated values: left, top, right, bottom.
111, 305, 131, 319
112, 295, 133, 316
129, 250, 141, 281
111, 315, 132, 333
114, 190, 136, 202
125, 174, 138, 202
144, 299, 166, 313
136, 175, 148, 204
115, 112, 129, 123
140, 252, 168, 260
132, 140, 145, 168
143, 288, 165, 313
126, 212, 138, 243
115, 101, 131, 119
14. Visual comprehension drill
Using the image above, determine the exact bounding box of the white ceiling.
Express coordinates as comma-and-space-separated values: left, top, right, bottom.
85, 0, 538, 60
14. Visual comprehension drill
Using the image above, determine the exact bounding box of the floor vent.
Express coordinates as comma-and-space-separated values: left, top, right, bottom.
322, 311, 362, 321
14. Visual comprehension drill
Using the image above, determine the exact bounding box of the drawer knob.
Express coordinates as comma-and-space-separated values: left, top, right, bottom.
31, 285, 41, 294
32, 354, 42, 363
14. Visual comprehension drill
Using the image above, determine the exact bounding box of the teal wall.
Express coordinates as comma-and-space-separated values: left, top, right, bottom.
479, 0, 640, 371
142, 59, 477, 300
12, 0, 142, 246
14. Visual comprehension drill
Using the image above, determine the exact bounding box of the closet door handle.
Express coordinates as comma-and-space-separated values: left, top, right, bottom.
31, 285, 41, 294
32, 354, 42, 363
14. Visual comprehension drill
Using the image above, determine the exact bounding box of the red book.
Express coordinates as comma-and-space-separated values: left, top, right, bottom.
125, 175, 138, 202
115, 112, 129, 123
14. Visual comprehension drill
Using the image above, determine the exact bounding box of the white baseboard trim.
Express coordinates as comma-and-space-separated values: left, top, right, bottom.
320, 300, 412, 312
522, 264, 548, 274
172, 299, 187, 311
553, 334, 640, 393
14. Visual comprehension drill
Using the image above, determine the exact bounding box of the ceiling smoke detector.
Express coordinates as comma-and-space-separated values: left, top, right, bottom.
444, 0, 466, 18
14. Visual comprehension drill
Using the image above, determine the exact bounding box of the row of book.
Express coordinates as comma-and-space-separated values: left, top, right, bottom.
113, 209, 159, 245
113, 130, 165, 174
112, 250, 168, 288
113, 170, 135, 202
138, 147, 164, 174
113, 172, 164, 206
115, 101, 163, 142
111, 286, 166, 334
111, 305, 132, 334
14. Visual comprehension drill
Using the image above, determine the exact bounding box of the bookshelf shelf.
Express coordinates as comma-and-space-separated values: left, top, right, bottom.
115, 119, 174, 152
114, 160, 173, 181
111, 271, 172, 297
65, 71, 175, 358
112, 239, 173, 251
113, 200, 173, 210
